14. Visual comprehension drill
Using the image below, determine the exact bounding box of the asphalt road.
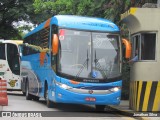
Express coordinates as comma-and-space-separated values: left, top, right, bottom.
0, 91, 138, 120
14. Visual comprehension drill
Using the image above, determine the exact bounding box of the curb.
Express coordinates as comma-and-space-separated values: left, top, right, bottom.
106, 105, 147, 120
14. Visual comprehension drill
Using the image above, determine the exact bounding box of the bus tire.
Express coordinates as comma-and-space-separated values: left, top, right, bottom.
45, 83, 54, 108
95, 105, 106, 111
22, 92, 26, 96
26, 81, 32, 100
33, 96, 39, 101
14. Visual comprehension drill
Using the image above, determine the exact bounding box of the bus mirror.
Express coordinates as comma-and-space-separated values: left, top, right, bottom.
52, 34, 59, 55
122, 38, 131, 59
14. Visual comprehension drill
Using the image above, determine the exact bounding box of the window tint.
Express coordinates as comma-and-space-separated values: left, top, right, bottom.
141, 33, 156, 60
0, 44, 5, 60
131, 35, 140, 60
23, 27, 50, 56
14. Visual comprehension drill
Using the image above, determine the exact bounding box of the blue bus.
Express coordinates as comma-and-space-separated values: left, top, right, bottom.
21, 15, 130, 111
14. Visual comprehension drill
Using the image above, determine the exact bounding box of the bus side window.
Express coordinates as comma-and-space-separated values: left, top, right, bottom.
0, 44, 6, 60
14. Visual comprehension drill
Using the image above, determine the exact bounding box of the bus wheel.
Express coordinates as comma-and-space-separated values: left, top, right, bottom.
45, 84, 53, 108
26, 81, 32, 100
22, 92, 26, 96
33, 96, 39, 101
95, 105, 106, 111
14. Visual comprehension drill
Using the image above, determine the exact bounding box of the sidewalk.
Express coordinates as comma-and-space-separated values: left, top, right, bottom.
108, 100, 160, 120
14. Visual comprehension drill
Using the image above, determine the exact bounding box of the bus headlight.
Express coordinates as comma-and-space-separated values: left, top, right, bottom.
110, 87, 121, 92
61, 84, 71, 89
56, 81, 72, 90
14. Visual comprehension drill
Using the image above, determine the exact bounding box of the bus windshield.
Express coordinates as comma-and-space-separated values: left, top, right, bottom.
57, 29, 120, 80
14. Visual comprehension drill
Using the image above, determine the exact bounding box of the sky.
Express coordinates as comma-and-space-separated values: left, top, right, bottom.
12, 20, 35, 33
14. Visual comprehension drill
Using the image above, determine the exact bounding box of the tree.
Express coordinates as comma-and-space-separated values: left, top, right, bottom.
0, 0, 31, 39
0, 0, 35, 39
131, 0, 157, 7
33, 0, 132, 25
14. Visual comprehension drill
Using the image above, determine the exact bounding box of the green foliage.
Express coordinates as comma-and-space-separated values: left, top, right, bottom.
121, 61, 131, 100
0, 0, 49, 39
131, 0, 157, 7
33, 0, 132, 25
0, 0, 34, 39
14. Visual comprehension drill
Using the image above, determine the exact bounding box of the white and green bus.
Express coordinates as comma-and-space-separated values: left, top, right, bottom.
0, 40, 23, 91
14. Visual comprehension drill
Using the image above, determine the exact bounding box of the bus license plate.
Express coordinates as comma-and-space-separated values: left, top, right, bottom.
85, 97, 96, 102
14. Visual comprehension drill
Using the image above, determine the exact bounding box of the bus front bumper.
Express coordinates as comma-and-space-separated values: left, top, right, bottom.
49, 85, 121, 105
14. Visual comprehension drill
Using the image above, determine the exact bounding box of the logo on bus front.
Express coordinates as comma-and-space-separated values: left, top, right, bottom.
88, 90, 93, 94
8, 80, 18, 87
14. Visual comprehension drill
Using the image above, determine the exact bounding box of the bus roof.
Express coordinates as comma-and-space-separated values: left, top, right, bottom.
24, 15, 120, 38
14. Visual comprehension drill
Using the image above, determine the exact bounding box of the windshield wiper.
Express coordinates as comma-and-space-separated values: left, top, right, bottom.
75, 50, 89, 79
94, 50, 107, 79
